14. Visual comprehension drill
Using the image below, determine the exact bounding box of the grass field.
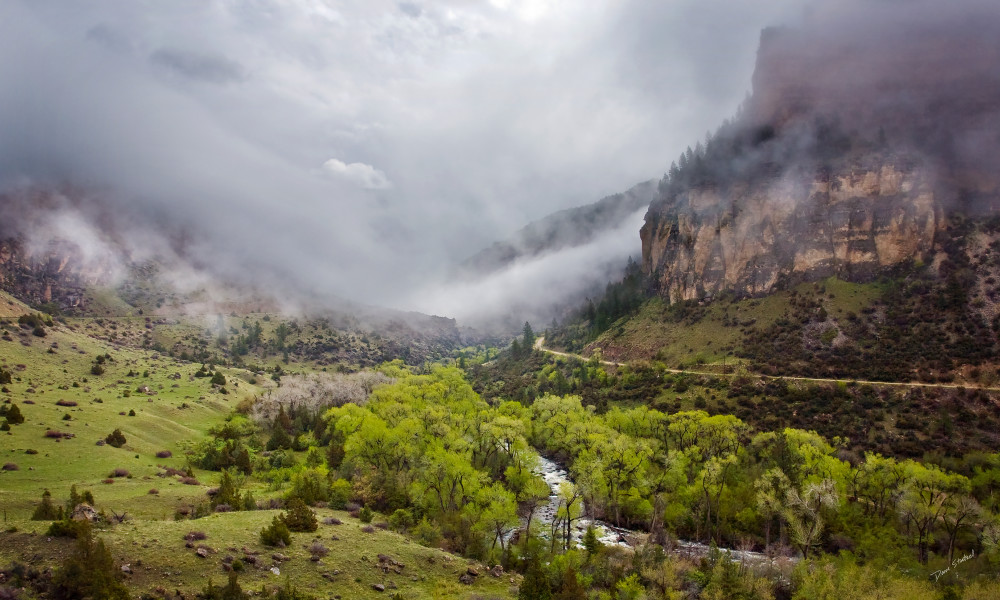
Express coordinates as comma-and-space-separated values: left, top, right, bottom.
0, 509, 518, 599
592, 276, 885, 366
0, 288, 517, 598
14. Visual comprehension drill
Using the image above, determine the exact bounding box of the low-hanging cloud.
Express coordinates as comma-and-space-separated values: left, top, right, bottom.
4, 0, 978, 327
403, 208, 648, 327
323, 159, 393, 190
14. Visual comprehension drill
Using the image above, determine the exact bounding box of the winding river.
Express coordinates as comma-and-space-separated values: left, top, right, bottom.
531, 456, 796, 569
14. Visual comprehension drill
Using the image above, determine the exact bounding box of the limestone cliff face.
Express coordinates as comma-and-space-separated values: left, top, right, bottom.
641, 164, 942, 301
640, 13, 1000, 301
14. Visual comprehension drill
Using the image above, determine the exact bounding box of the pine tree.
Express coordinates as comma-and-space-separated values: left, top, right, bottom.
517, 557, 551, 600
522, 321, 535, 351
105, 428, 127, 448
213, 469, 241, 508
50, 523, 129, 600
5, 403, 24, 425
281, 498, 318, 532
31, 489, 61, 520
267, 424, 292, 451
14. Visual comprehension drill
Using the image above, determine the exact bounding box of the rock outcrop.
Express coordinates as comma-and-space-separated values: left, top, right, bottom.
641, 163, 943, 301
641, 10, 1000, 301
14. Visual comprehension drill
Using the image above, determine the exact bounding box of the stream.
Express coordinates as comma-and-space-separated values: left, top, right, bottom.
531, 456, 797, 569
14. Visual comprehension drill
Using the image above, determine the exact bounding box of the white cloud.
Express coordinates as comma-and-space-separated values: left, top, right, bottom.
322, 158, 393, 190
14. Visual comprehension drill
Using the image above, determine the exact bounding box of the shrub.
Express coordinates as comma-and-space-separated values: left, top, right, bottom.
105, 429, 127, 448
359, 506, 373, 524
184, 531, 208, 541
5, 404, 23, 425
67, 484, 95, 511
412, 518, 442, 547
90, 364, 105, 376
281, 498, 317, 533
0, 421, 8, 432
308, 542, 329, 558
56, 400, 78, 407
322, 517, 342, 526
360, 525, 375, 534
259, 516, 291, 547
179, 477, 200, 485
156, 450, 172, 458
199, 572, 248, 600
109, 468, 130, 478
329, 479, 352, 509
47, 519, 90, 538
211, 372, 226, 386
102, 478, 115, 484
388, 509, 413, 532
24, 448, 37, 455
32, 489, 62, 520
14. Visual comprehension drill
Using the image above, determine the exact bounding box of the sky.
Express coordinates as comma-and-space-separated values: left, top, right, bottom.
0, 0, 808, 323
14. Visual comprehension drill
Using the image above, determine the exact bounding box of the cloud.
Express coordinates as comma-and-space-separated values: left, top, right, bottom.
323, 158, 393, 190
3, 0, 983, 328
150, 48, 246, 85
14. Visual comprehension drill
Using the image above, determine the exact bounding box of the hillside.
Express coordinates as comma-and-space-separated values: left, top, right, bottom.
458, 180, 655, 277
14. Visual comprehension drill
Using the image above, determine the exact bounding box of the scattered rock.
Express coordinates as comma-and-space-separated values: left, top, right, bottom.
371, 584, 385, 592
195, 548, 209, 558
458, 574, 475, 585
272, 553, 288, 562
71, 504, 100, 522
489, 565, 504, 577
121, 565, 132, 575
466, 567, 479, 577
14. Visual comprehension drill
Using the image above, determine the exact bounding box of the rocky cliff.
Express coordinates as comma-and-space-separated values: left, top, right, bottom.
641, 10, 1000, 301
642, 162, 944, 301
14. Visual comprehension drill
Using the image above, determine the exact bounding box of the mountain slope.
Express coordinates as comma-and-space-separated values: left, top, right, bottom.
459, 180, 655, 277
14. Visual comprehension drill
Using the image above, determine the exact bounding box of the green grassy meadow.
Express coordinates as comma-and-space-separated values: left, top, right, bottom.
591, 276, 885, 366
0, 289, 516, 598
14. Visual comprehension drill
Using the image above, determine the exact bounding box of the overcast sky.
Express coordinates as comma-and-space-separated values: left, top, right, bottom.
0, 0, 809, 319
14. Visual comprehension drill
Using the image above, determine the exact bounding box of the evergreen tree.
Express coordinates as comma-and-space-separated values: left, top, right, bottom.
213, 469, 241, 508
518, 557, 551, 600
31, 489, 62, 520
522, 321, 536, 351
266, 424, 292, 451
259, 516, 292, 547
50, 523, 129, 600
105, 428, 127, 448
281, 498, 318, 532
5, 403, 24, 425
199, 572, 249, 600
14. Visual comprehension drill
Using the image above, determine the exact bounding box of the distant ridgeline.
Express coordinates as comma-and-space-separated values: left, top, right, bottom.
457, 180, 656, 277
